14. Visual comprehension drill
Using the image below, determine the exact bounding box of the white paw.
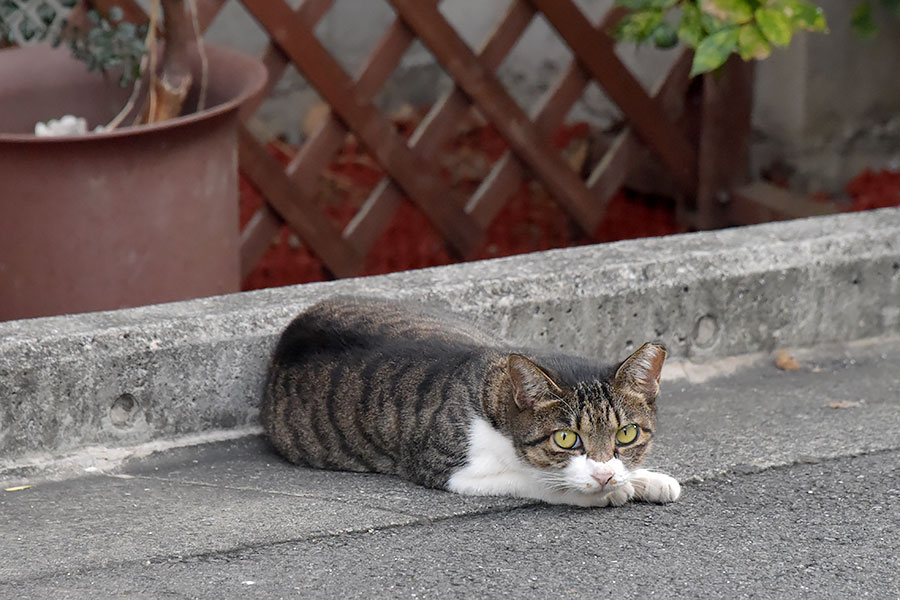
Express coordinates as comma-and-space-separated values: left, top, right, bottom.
600, 481, 635, 507
630, 470, 681, 504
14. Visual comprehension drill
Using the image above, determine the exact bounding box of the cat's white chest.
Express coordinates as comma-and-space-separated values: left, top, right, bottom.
446, 417, 546, 498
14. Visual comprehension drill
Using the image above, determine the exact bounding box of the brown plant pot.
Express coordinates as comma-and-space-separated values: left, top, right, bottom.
0, 43, 267, 322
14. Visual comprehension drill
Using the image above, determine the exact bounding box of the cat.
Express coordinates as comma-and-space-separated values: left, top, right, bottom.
261, 297, 681, 507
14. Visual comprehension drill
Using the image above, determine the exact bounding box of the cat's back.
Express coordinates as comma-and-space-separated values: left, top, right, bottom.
270, 296, 496, 365
262, 297, 498, 487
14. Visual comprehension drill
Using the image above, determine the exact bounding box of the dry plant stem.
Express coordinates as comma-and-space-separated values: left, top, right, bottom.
147, 0, 193, 123
187, 0, 207, 112
105, 51, 148, 131
103, 0, 158, 132
143, 0, 161, 125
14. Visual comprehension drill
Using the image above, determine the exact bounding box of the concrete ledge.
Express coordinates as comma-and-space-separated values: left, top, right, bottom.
2, 208, 899, 468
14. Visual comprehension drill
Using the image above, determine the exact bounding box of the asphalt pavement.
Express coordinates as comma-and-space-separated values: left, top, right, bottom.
2, 337, 899, 599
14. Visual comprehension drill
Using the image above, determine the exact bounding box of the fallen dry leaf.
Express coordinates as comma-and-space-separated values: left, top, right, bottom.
563, 137, 590, 173
775, 349, 801, 371
302, 102, 331, 138
827, 400, 861, 409
4, 485, 31, 492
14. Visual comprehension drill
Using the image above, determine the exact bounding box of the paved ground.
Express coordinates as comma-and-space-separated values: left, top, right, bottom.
2, 337, 899, 599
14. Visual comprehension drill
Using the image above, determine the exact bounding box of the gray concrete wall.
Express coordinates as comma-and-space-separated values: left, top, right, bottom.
2, 208, 899, 470
205, 0, 900, 191
753, 0, 900, 191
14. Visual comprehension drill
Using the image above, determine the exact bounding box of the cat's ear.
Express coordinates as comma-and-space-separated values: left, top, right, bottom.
507, 355, 564, 411
614, 343, 667, 401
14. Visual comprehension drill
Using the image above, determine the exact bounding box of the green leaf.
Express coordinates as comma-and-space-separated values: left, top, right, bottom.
738, 23, 772, 60
700, 0, 755, 24
652, 21, 680, 48
615, 0, 679, 8
755, 7, 794, 46
770, 0, 827, 31
678, 2, 704, 47
615, 8, 665, 42
701, 11, 731, 34
690, 26, 740, 76
616, 0, 654, 8
851, 1, 877, 38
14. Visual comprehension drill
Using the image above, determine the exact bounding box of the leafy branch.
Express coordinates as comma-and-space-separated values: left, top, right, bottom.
65, 6, 148, 87
614, 0, 900, 77
0, 2, 147, 87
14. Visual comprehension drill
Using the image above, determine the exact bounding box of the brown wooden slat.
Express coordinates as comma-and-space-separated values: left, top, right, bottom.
283, 2, 439, 259
195, 0, 227, 30
730, 181, 838, 225
234, 2, 335, 280
389, 0, 602, 231
696, 56, 754, 229
285, 5, 426, 195
237, 125, 362, 277
240, 0, 481, 257
413, 0, 535, 160
531, 6, 627, 130
344, 0, 536, 253
529, 0, 698, 196
239, 205, 282, 279
588, 49, 694, 201
239, 0, 338, 281
467, 6, 627, 228
244, 0, 335, 116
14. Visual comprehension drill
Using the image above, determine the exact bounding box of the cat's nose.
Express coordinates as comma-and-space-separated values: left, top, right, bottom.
591, 472, 614, 486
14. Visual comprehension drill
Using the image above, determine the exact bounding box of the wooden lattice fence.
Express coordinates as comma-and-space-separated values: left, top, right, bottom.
94, 0, 785, 282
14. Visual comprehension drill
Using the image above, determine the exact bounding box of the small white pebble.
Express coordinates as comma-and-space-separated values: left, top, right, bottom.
34, 115, 90, 137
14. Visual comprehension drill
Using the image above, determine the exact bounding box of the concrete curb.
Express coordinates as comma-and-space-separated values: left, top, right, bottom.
2, 208, 899, 468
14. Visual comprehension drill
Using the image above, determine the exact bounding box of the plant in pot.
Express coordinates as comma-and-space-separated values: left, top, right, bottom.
0, 0, 267, 321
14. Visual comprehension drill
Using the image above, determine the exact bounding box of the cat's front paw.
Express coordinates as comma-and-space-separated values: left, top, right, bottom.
600, 480, 635, 507
630, 470, 681, 504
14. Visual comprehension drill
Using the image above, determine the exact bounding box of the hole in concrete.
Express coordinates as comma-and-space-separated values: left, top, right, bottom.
109, 393, 141, 429
693, 314, 719, 348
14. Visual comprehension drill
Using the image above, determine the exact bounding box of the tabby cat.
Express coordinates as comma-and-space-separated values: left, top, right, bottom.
262, 297, 681, 507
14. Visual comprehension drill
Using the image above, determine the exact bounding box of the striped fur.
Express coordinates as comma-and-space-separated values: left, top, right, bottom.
261, 297, 680, 505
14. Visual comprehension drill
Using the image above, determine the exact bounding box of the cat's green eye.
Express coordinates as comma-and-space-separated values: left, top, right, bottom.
552, 430, 580, 449
616, 424, 639, 446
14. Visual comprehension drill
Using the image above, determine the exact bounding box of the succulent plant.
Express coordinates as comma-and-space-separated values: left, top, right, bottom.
1, 2, 147, 86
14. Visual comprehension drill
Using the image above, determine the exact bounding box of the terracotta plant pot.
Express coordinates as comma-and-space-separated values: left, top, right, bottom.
0, 43, 267, 321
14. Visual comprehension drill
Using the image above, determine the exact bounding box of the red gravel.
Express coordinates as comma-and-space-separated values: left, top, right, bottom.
844, 169, 900, 212
239, 124, 899, 291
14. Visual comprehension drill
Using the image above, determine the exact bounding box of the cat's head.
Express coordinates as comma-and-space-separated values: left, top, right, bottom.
505, 343, 666, 499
